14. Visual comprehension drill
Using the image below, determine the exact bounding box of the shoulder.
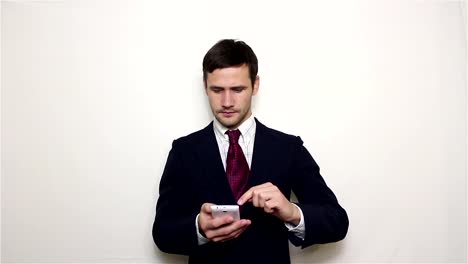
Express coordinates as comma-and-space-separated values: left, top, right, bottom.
171, 122, 213, 149
256, 119, 303, 145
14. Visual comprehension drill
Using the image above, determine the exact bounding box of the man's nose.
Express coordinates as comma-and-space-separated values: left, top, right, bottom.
222, 91, 234, 107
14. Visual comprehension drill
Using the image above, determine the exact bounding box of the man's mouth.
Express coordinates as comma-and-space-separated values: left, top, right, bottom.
220, 111, 236, 117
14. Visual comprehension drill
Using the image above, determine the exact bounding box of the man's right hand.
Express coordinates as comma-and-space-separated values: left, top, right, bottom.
198, 203, 251, 243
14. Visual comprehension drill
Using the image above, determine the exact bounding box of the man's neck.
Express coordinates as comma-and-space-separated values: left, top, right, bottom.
213, 115, 255, 137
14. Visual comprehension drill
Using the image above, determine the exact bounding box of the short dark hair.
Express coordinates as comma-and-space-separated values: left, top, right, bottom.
202, 39, 258, 86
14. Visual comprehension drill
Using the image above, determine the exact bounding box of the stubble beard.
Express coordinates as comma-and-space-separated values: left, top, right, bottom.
215, 108, 251, 130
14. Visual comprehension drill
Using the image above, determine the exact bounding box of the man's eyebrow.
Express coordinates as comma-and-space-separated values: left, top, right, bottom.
208, 85, 248, 89
230, 85, 247, 89
208, 85, 224, 89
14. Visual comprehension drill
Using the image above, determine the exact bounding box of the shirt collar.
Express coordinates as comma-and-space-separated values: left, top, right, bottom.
213, 114, 255, 140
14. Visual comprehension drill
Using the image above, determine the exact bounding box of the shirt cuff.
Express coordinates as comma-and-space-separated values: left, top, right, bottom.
195, 214, 210, 245
284, 203, 306, 240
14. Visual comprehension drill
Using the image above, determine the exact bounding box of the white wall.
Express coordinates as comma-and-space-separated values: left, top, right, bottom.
1, 0, 466, 263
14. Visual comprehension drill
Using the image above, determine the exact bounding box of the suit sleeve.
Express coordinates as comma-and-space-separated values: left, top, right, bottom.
152, 140, 199, 255
289, 136, 349, 248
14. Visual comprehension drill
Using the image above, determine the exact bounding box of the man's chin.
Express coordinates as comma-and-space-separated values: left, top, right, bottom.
216, 116, 239, 129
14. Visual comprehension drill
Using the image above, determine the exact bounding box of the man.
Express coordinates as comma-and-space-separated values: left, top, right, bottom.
153, 39, 349, 264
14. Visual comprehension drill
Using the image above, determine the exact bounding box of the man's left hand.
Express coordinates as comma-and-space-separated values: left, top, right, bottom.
237, 182, 301, 225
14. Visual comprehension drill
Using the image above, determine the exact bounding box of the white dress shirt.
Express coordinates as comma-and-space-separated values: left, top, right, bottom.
196, 115, 305, 244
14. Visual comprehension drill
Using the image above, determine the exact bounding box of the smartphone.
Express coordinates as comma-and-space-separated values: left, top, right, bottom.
210, 205, 240, 221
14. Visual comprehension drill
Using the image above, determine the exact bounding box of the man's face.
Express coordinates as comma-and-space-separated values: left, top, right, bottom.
205, 64, 259, 130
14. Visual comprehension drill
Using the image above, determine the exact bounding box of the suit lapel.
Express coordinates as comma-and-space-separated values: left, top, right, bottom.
248, 119, 272, 188
195, 122, 237, 204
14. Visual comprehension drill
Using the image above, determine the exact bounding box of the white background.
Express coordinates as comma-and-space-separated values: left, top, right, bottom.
1, 0, 467, 263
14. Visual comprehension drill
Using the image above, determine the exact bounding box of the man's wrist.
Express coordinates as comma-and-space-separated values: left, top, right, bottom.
284, 204, 306, 240
195, 214, 210, 245
286, 203, 301, 226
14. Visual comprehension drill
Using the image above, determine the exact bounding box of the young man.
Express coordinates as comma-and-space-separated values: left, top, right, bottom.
153, 39, 349, 264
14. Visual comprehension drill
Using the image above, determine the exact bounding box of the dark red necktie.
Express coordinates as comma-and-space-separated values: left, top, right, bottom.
226, 129, 250, 200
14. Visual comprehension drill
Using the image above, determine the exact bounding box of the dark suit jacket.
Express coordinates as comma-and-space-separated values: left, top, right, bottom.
153, 119, 348, 264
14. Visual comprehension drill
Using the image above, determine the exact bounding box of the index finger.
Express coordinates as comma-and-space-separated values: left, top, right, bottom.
237, 188, 254, 205
237, 182, 274, 205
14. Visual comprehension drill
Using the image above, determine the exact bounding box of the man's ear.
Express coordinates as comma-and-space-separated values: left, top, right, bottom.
203, 81, 208, 95
253, 76, 260, 95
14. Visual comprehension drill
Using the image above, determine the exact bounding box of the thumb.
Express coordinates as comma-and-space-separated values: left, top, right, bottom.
201, 203, 215, 214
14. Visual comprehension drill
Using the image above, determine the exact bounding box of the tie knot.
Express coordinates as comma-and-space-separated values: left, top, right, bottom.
226, 129, 241, 144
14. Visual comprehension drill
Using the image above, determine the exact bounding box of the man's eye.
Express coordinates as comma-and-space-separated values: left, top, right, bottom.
212, 88, 222, 93
233, 88, 244, 93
